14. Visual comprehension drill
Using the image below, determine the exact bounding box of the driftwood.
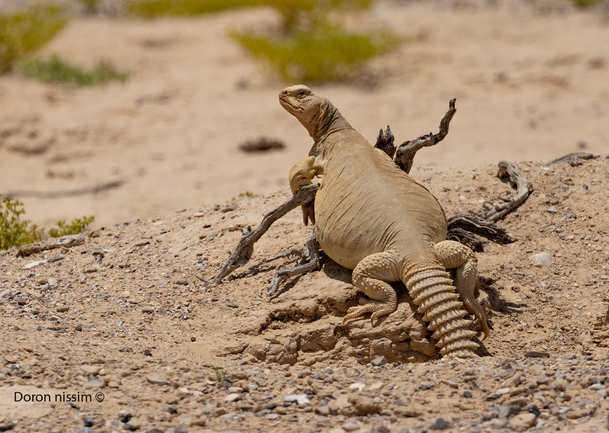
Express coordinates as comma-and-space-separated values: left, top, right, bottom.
213, 99, 533, 291
547, 152, 596, 167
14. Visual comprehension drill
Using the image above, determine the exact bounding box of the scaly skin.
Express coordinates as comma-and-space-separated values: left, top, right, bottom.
279, 85, 488, 358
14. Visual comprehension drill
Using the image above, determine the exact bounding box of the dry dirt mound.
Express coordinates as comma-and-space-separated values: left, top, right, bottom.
1, 157, 609, 432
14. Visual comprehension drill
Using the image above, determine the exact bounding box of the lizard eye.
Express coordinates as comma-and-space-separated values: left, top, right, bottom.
298, 91, 306, 98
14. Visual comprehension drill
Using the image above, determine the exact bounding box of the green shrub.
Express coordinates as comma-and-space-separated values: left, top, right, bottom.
49, 216, 95, 238
571, 0, 603, 7
0, 5, 66, 74
126, 0, 262, 18
0, 196, 42, 250
20, 54, 129, 86
234, 24, 400, 82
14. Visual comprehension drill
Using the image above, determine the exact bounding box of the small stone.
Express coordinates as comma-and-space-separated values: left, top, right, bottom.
349, 383, 365, 391
536, 375, 550, 385
224, 393, 241, 402
142, 306, 155, 313
76, 428, 96, 433
284, 394, 310, 405
146, 374, 169, 385
509, 412, 537, 429
547, 206, 557, 213
173, 425, 188, 433
428, 418, 451, 430
176, 279, 189, 286
440, 379, 459, 389
342, 422, 360, 431
225, 302, 239, 308
265, 413, 280, 421
524, 351, 549, 358
134, 240, 150, 247
463, 391, 473, 398
81, 365, 101, 375
48, 277, 58, 288
56, 305, 69, 312
419, 382, 434, 390
370, 356, 386, 367
227, 386, 243, 393
368, 381, 384, 391
531, 252, 553, 267
75, 324, 83, 332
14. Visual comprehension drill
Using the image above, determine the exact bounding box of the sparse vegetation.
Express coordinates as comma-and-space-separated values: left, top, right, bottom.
49, 216, 95, 238
234, 24, 400, 82
234, 0, 401, 82
0, 196, 42, 250
126, 0, 262, 18
20, 54, 129, 86
211, 366, 233, 383
0, 5, 66, 74
571, 0, 603, 7
229, 191, 259, 202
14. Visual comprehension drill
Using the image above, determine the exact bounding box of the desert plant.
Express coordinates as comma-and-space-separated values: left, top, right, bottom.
49, 216, 95, 238
126, 0, 262, 18
20, 54, 129, 86
0, 196, 42, 250
0, 5, 66, 74
234, 24, 400, 82
571, 0, 603, 7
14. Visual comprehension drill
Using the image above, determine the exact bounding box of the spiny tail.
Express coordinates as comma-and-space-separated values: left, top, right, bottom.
405, 265, 478, 358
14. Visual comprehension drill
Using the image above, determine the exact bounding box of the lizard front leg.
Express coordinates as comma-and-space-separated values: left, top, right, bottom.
434, 240, 490, 339
289, 156, 319, 226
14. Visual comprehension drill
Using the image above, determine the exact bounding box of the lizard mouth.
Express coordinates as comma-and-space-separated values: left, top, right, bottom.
279, 95, 303, 113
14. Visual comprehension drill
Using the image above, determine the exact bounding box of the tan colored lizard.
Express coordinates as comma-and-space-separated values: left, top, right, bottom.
280, 84, 489, 358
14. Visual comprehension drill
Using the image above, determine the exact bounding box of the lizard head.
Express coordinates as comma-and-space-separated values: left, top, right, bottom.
279, 84, 350, 143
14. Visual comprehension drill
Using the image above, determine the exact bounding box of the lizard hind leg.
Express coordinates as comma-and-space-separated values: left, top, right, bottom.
434, 240, 490, 339
343, 252, 400, 325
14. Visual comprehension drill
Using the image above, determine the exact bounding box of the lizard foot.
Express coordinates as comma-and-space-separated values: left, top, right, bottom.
343, 301, 396, 325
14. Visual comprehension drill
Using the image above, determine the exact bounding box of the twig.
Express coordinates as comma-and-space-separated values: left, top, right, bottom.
547, 152, 596, 167
4, 180, 126, 199
394, 98, 457, 174
267, 232, 322, 296
482, 161, 533, 222
211, 184, 319, 285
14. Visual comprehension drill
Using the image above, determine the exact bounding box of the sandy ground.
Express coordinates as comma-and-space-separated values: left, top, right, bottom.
2, 1, 609, 432
0, 1, 608, 229
1, 156, 609, 432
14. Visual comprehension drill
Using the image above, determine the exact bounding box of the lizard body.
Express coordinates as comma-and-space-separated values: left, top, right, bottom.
280, 85, 488, 358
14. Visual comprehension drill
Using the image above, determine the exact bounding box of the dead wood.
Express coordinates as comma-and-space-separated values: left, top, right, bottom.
394, 98, 457, 174
547, 152, 596, 166
212, 184, 319, 285
481, 161, 533, 222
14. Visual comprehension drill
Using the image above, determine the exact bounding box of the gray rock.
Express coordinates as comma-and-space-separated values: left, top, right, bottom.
342, 422, 360, 431
428, 418, 451, 430
419, 382, 434, 390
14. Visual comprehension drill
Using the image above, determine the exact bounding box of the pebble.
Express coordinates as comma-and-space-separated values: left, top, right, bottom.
56, 305, 69, 312
370, 356, 386, 366
531, 252, 553, 267
146, 375, 169, 385
81, 365, 101, 375
265, 414, 280, 421
342, 422, 360, 431
284, 394, 311, 405
509, 412, 537, 428
224, 393, 241, 402
142, 307, 155, 313
428, 418, 451, 430
76, 428, 96, 433
419, 382, 434, 390
349, 383, 365, 391
176, 279, 189, 286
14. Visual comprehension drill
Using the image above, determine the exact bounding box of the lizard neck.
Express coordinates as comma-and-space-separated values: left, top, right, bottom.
306, 103, 352, 155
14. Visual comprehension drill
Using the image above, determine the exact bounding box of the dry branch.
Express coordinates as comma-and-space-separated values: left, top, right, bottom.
4, 180, 126, 199
212, 184, 319, 285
